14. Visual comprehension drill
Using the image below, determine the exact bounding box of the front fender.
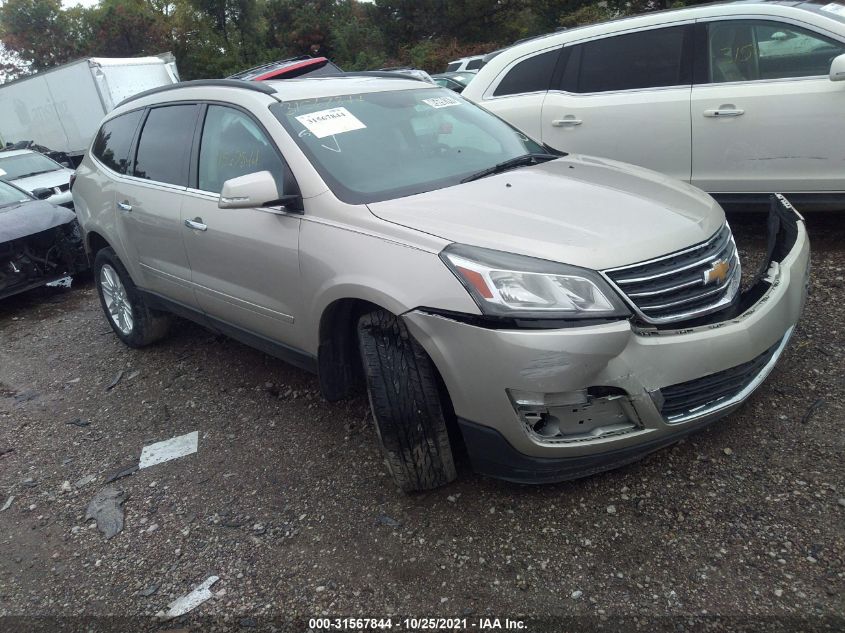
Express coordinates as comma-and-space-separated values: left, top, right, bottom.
298, 218, 479, 355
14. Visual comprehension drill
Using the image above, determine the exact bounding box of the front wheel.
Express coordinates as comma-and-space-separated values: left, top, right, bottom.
94, 247, 171, 348
357, 309, 457, 492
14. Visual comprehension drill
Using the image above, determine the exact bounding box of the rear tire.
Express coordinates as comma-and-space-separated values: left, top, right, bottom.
94, 247, 171, 348
357, 309, 457, 492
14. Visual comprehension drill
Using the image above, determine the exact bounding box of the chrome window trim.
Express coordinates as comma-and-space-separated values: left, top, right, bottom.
561, 17, 695, 47
94, 158, 188, 193
695, 12, 845, 42
546, 83, 692, 98
118, 173, 186, 192
693, 75, 832, 87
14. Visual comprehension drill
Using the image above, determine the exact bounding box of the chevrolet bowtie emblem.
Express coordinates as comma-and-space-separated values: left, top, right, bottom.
703, 259, 730, 285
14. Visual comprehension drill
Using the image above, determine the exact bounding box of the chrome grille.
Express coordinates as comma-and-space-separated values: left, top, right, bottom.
603, 224, 741, 324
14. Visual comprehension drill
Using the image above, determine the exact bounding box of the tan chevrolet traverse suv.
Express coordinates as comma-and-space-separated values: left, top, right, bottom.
73, 76, 809, 492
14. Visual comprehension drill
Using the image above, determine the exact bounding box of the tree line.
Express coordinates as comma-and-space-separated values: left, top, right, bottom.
0, 0, 707, 83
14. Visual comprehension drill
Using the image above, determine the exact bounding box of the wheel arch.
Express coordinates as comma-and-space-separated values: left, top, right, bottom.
85, 230, 112, 263
315, 296, 463, 456
317, 297, 381, 402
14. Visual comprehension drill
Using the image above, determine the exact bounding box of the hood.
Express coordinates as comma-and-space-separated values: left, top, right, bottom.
368, 154, 725, 270
11, 168, 73, 193
0, 199, 76, 243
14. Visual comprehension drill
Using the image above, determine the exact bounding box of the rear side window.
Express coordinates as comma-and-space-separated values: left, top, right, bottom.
494, 49, 560, 96
132, 105, 199, 186
197, 105, 289, 195
92, 110, 143, 174
571, 25, 690, 93
446, 62, 461, 72
465, 58, 483, 71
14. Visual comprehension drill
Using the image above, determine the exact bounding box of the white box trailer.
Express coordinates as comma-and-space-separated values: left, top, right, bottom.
0, 53, 179, 163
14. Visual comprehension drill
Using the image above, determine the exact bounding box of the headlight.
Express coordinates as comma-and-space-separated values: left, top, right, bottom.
440, 244, 630, 320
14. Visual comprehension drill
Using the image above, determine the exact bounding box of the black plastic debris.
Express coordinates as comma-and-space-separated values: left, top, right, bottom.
104, 463, 138, 485
375, 514, 401, 527
13, 390, 39, 404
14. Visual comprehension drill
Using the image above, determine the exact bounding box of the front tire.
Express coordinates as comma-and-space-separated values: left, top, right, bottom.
94, 248, 171, 348
357, 309, 457, 492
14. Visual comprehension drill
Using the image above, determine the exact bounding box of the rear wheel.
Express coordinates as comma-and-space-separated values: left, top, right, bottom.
94, 248, 171, 348
357, 308, 457, 492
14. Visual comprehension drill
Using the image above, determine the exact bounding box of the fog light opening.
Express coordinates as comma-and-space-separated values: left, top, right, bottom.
508, 387, 640, 444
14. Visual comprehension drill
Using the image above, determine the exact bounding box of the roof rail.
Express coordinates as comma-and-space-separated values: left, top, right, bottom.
117, 79, 276, 107
327, 71, 428, 82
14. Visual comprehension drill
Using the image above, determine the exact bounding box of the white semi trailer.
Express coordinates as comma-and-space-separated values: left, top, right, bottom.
0, 53, 179, 164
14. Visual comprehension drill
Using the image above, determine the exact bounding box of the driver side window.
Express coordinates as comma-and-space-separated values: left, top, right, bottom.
708, 20, 845, 83
198, 106, 289, 195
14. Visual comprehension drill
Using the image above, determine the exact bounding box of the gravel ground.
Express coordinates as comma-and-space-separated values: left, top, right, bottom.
0, 214, 843, 633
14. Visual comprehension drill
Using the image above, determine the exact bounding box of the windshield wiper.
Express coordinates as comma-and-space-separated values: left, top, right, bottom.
13, 169, 56, 179
460, 153, 560, 184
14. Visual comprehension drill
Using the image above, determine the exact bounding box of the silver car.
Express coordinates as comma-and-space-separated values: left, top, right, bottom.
0, 149, 74, 208
72, 76, 809, 491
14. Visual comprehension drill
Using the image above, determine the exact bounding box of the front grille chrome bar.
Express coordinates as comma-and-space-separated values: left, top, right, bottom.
603, 224, 741, 325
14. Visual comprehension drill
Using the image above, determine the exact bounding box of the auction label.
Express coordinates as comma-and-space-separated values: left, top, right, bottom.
308, 617, 527, 630
296, 107, 366, 138
821, 2, 845, 16
423, 96, 462, 109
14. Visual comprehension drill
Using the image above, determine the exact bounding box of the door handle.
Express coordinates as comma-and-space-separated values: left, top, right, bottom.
703, 107, 745, 118
117, 201, 132, 212
184, 218, 207, 231
552, 117, 583, 127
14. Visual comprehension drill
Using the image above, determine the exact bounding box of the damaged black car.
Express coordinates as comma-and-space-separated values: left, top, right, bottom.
0, 179, 87, 300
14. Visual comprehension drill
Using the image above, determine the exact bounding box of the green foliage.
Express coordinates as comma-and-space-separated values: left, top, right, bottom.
0, 0, 84, 70
86, 0, 170, 57
0, 0, 714, 82
0, 43, 30, 82
558, 4, 618, 30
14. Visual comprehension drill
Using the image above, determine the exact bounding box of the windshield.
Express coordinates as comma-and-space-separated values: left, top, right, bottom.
0, 180, 31, 207
271, 88, 547, 204
0, 152, 62, 180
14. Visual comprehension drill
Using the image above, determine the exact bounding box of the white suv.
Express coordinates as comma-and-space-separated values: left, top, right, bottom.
445, 55, 486, 73
462, 0, 845, 211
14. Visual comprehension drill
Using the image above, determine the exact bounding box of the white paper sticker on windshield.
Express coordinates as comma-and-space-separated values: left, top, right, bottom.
423, 96, 462, 109
820, 2, 845, 16
0, 169, 6, 177
295, 107, 366, 139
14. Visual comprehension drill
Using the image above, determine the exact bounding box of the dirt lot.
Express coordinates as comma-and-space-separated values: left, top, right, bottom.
0, 214, 843, 633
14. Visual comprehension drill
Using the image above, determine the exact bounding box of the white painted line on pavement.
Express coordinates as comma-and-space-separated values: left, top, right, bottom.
156, 575, 219, 620
139, 431, 198, 469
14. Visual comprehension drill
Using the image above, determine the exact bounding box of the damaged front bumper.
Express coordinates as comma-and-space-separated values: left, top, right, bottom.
403, 196, 810, 483
0, 220, 87, 300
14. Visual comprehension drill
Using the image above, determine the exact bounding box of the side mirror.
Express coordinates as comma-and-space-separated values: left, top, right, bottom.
31, 187, 54, 200
218, 171, 301, 211
831, 53, 845, 82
